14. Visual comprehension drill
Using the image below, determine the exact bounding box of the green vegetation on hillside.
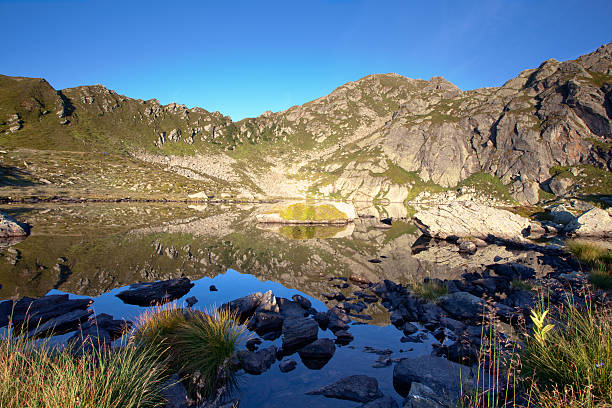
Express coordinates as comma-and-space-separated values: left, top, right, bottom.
457, 172, 516, 203
279, 203, 348, 221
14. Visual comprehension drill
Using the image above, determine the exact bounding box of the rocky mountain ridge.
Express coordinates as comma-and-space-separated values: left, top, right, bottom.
1, 42, 611, 204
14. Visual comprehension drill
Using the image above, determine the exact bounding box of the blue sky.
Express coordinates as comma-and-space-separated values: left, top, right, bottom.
1, 0, 610, 120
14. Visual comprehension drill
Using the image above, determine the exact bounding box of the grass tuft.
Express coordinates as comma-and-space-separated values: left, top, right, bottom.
567, 240, 612, 290
522, 301, 612, 406
410, 279, 448, 302
0, 328, 168, 408
131, 305, 245, 402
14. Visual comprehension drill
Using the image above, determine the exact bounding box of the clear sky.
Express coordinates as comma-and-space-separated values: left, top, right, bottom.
1, 0, 610, 120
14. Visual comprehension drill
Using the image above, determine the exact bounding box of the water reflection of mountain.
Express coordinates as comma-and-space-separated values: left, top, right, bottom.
0, 203, 528, 316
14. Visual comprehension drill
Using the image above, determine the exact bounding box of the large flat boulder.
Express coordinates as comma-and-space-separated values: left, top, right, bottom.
116, 277, 194, 306
282, 316, 318, 350
393, 356, 472, 405
413, 202, 530, 240
306, 375, 384, 403
0, 294, 93, 328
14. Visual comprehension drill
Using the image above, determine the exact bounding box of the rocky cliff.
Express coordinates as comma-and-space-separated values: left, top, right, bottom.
1, 42, 611, 204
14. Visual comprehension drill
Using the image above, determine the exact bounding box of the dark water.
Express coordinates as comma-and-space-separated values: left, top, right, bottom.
0, 203, 530, 407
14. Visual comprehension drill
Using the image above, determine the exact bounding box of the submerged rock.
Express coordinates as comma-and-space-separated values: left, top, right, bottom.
239, 346, 277, 375
306, 374, 384, 403
298, 338, 335, 369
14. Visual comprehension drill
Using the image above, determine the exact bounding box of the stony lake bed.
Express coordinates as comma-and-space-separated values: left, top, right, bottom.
0, 201, 610, 408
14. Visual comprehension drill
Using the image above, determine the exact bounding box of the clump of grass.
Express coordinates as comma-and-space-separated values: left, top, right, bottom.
131, 305, 245, 402
0, 329, 168, 408
410, 279, 448, 301
279, 203, 348, 221
567, 239, 612, 290
522, 301, 612, 406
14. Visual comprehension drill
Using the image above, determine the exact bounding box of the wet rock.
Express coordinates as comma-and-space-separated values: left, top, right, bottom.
306, 375, 384, 403
314, 311, 330, 329
246, 338, 262, 351
334, 330, 354, 344
185, 296, 198, 308
278, 297, 308, 319
209, 285, 218, 291
240, 345, 277, 374
0, 294, 93, 329
249, 311, 284, 334
116, 277, 194, 306
255, 291, 280, 314
27, 308, 92, 338
402, 322, 418, 335
219, 291, 265, 320
299, 338, 336, 369
0, 212, 29, 238
68, 313, 130, 354
279, 359, 297, 373
282, 317, 318, 350
292, 294, 312, 309
402, 382, 445, 407
437, 292, 486, 320
393, 356, 471, 404
360, 395, 399, 408
327, 308, 351, 333
439, 317, 467, 332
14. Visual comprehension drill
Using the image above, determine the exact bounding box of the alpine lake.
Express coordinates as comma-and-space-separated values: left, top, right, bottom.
0, 202, 554, 407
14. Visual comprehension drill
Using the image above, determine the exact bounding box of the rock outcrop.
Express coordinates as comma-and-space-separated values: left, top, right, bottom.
413, 202, 530, 240
0, 212, 29, 238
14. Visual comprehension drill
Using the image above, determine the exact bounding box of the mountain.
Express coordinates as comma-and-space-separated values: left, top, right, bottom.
1, 42, 611, 205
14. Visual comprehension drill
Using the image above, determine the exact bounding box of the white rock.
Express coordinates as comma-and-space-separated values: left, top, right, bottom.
413, 202, 530, 240
565, 207, 612, 238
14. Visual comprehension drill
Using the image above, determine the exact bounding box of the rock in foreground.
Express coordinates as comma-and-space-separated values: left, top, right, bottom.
306, 374, 384, 403
413, 202, 530, 240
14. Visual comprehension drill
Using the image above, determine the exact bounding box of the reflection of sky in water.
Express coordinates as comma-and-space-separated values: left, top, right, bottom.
44, 269, 435, 407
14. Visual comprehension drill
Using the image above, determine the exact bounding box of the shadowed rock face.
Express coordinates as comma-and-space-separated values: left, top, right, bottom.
1, 43, 611, 204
